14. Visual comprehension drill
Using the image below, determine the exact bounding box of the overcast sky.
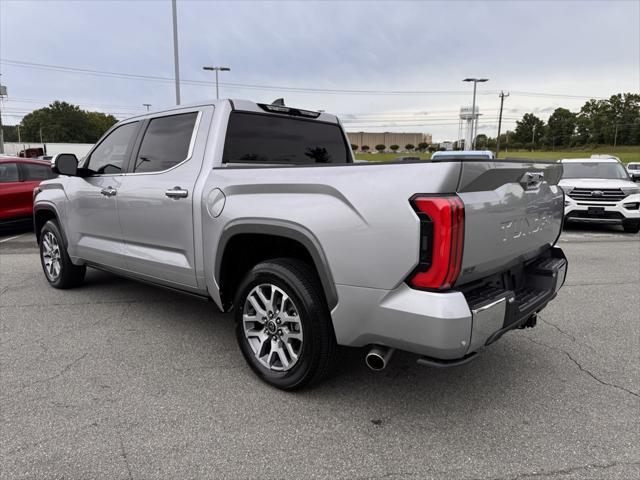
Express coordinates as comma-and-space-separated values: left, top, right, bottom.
1, 0, 638, 141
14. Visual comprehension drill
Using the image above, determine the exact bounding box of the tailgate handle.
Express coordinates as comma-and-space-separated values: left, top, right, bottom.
520, 172, 544, 191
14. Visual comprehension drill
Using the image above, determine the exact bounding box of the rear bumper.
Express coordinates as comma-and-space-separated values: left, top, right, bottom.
331, 247, 567, 360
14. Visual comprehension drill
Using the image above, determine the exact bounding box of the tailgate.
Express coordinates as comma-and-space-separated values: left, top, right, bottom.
455, 160, 564, 285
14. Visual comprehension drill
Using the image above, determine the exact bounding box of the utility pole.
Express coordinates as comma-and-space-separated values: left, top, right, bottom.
0, 81, 6, 154
613, 124, 618, 148
495, 91, 509, 158
532, 124, 537, 151
171, 0, 181, 105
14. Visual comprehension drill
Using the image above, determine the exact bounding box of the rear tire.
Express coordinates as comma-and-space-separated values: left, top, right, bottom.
622, 220, 640, 234
234, 258, 337, 390
39, 220, 86, 289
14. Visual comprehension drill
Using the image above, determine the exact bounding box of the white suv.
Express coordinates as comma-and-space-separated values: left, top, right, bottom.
559, 156, 640, 233
627, 162, 640, 182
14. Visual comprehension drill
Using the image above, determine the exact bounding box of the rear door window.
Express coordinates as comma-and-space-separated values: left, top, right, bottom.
133, 112, 198, 173
22, 163, 55, 181
0, 163, 19, 183
222, 112, 350, 165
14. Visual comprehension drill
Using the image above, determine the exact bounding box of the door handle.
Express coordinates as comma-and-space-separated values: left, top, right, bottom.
100, 186, 117, 197
165, 186, 189, 199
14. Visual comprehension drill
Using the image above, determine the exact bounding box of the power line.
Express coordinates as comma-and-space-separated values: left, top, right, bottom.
1, 59, 610, 99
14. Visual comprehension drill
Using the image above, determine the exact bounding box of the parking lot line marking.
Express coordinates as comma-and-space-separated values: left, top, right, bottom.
0, 233, 26, 244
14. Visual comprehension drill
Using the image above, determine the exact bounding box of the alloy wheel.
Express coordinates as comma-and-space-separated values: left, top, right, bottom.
242, 283, 304, 372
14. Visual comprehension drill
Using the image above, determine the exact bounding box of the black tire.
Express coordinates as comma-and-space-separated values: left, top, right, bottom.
622, 220, 640, 234
234, 258, 337, 390
39, 220, 86, 289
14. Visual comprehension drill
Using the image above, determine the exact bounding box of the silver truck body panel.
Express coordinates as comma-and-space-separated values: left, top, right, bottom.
35, 99, 566, 362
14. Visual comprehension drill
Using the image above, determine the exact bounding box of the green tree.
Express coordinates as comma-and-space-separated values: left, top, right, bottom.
475, 134, 488, 148
350, 143, 358, 151
18, 101, 117, 143
514, 113, 545, 147
361, 145, 370, 152
375, 144, 386, 153
417, 142, 429, 152
604, 93, 640, 145
389, 144, 399, 152
2, 125, 21, 142
85, 111, 118, 143
547, 108, 577, 147
405, 143, 414, 151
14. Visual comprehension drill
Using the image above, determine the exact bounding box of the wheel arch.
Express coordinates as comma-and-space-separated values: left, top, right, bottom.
215, 222, 338, 312
33, 204, 67, 247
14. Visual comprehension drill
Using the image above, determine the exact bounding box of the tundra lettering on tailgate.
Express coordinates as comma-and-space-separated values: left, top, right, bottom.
500, 213, 552, 243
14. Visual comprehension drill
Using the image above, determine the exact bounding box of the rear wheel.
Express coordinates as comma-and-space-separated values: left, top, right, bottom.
39, 220, 86, 289
622, 220, 640, 234
234, 258, 337, 390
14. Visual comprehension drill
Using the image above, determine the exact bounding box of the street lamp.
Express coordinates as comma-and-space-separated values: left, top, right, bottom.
202, 66, 231, 99
143, 103, 152, 112
463, 78, 489, 149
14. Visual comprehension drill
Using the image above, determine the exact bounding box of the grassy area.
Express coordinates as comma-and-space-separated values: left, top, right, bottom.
499, 146, 640, 163
355, 146, 640, 164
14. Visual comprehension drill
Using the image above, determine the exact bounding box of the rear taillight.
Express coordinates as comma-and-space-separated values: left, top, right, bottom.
408, 195, 465, 290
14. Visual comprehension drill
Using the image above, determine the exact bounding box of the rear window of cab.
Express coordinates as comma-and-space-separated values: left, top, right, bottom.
222, 112, 350, 165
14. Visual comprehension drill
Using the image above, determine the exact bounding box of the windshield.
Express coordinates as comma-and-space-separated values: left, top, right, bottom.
628, 164, 640, 170
561, 162, 629, 179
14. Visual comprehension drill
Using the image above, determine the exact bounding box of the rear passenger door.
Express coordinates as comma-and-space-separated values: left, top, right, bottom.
0, 162, 29, 220
117, 109, 204, 288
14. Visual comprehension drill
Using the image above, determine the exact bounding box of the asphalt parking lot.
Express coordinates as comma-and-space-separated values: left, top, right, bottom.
1, 226, 638, 480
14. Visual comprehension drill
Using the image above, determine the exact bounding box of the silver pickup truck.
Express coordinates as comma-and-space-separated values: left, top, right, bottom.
33, 99, 567, 390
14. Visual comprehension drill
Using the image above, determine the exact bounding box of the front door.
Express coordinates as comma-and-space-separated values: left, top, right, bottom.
116, 111, 202, 288
65, 121, 140, 268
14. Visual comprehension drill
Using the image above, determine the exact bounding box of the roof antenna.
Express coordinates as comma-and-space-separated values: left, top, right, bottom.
271, 98, 285, 106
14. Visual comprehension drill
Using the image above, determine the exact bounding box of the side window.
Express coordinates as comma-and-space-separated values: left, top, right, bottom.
23, 163, 55, 181
133, 112, 198, 173
0, 163, 19, 183
86, 122, 139, 174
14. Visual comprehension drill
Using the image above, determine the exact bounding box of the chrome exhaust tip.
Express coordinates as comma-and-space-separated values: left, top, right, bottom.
365, 346, 395, 371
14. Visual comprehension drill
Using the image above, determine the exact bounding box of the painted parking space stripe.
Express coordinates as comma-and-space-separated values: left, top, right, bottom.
0, 233, 26, 244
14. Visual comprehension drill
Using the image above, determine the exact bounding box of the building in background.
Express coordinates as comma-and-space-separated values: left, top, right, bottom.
346, 132, 432, 152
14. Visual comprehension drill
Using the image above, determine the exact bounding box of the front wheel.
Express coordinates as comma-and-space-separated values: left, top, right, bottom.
39, 220, 86, 289
234, 258, 337, 390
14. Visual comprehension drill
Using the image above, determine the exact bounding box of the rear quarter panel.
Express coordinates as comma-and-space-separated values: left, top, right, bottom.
202, 162, 462, 293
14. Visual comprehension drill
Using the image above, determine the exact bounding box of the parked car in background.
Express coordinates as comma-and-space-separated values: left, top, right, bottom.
431, 150, 495, 160
559, 156, 640, 233
626, 162, 640, 181
0, 157, 56, 230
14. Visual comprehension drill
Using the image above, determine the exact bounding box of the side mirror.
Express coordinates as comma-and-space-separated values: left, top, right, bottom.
52, 153, 79, 176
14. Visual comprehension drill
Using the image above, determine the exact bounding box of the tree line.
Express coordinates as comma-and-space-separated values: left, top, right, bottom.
2, 101, 118, 144
477, 92, 639, 150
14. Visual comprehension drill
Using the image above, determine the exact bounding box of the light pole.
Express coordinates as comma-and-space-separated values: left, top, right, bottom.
171, 0, 181, 105
203, 66, 231, 99
463, 78, 489, 149
143, 103, 152, 112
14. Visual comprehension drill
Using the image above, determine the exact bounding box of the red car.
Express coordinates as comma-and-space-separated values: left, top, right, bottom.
0, 157, 56, 229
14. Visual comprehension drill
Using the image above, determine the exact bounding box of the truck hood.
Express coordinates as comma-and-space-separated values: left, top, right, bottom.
558, 178, 636, 189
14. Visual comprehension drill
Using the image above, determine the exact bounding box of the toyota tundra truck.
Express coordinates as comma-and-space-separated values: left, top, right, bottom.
33, 99, 567, 390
